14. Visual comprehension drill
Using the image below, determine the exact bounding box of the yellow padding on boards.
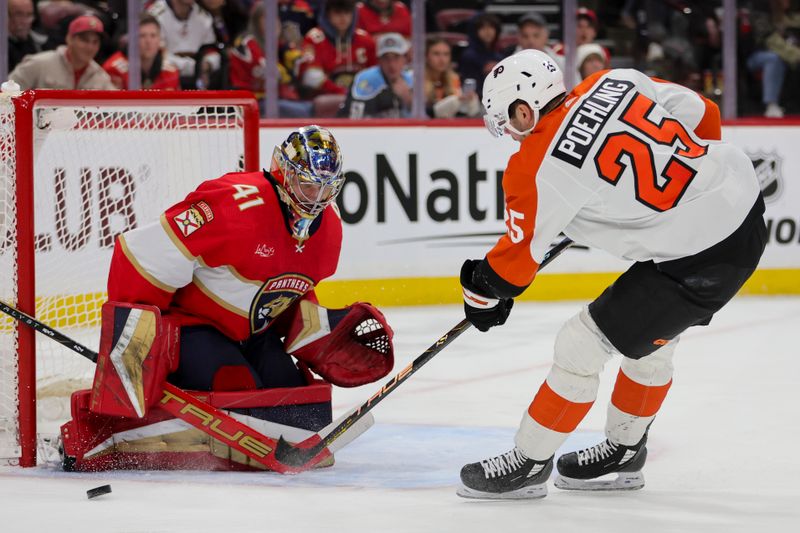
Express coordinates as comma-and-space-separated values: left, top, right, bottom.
0, 271, 797, 333
316, 269, 800, 308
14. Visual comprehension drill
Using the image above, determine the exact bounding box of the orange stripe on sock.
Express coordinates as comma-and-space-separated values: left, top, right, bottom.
527, 381, 593, 433
611, 369, 672, 417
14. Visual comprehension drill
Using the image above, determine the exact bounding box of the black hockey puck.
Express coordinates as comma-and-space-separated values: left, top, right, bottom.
86, 484, 112, 499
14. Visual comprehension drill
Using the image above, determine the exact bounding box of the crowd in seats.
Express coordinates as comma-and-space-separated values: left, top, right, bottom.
424, 35, 480, 118
456, 12, 503, 97
5, 1, 798, 119
10, 13, 115, 90
357, 0, 411, 37
7, 0, 45, 72
342, 31, 412, 118
742, 0, 800, 119
102, 13, 180, 90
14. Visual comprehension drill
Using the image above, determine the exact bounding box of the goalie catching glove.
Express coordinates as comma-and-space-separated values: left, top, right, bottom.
461, 259, 514, 332
284, 300, 394, 387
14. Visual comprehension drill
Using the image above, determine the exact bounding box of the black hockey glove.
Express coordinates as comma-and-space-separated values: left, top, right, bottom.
460, 259, 514, 332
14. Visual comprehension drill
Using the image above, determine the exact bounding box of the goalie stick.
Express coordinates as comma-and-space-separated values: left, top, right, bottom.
273, 237, 575, 472
0, 300, 373, 472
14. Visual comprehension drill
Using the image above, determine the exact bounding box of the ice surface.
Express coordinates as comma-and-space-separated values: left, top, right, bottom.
2, 296, 799, 532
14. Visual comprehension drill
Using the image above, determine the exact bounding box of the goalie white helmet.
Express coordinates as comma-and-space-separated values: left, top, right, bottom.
481, 49, 565, 138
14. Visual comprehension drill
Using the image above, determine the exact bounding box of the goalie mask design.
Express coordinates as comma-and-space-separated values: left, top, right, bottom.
270, 125, 344, 242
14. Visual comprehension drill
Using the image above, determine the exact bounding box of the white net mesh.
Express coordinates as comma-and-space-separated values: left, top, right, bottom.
0, 93, 20, 461
0, 94, 254, 465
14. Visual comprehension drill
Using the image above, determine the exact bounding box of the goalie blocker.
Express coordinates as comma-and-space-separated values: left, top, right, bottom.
61, 300, 393, 471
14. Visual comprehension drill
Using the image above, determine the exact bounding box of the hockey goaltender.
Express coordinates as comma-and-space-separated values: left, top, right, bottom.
60, 125, 395, 471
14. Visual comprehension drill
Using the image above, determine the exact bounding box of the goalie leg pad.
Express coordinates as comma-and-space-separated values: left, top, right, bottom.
62, 384, 334, 472
284, 300, 394, 387
90, 302, 180, 418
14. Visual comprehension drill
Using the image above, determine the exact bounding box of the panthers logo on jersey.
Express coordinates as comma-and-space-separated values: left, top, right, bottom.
249, 273, 314, 334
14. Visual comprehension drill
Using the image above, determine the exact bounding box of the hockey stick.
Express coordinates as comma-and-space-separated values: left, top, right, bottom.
0, 300, 372, 473
272, 237, 575, 472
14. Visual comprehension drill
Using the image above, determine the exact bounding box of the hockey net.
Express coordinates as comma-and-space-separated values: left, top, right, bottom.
0, 90, 260, 466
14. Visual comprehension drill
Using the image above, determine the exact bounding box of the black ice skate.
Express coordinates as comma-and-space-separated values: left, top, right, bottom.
554, 432, 648, 491
457, 447, 553, 500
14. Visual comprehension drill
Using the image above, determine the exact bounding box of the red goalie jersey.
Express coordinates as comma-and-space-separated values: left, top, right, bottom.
107, 170, 342, 342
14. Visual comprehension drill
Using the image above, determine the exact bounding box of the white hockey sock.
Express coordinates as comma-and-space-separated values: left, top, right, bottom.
514, 412, 571, 461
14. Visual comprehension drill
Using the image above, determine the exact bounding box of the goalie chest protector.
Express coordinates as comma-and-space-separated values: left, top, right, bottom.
109, 171, 342, 341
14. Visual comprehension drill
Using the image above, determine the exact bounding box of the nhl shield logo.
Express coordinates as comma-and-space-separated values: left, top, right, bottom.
747, 150, 783, 204
249, 274, 314, 334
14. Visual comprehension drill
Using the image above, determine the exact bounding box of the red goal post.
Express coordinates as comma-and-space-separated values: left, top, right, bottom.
0, 90, 260, 467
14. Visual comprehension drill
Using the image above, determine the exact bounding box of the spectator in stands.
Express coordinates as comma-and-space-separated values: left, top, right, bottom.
7, 0, 45, 71
576, 42, 609, 80
280, 0, 317, 41
301, 0, 377, 98
458, 13, 504, 97
101, 14, 180, 90
9, 14, 116, 90
342, 32, 412, 118
576, 7, 611, 62
621, 0, 700, 88
503, 12, 562, 69
229, 1, 313, 117
198, 0, 231, 45
147, 0, 220, 88
424, 36, 481, 118
551, 7, 613, 86
576, 7, 600, 47
747, 0, 800, 118
356, 0, 411, 38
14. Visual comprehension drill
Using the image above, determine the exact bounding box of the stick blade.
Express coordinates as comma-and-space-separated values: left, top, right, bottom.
272, 435, 328, 472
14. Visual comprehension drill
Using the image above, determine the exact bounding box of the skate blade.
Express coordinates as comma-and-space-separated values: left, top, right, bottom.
456, 483, 548, 500
554, 471, 644, 491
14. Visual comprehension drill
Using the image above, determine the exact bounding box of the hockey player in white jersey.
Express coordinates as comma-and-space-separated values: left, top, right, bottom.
457, 50, 766, 499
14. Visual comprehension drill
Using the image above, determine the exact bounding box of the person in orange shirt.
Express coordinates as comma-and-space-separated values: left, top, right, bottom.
456, 50, 766, 500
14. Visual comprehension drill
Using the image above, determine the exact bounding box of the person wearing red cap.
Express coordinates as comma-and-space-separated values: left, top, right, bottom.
552, 7, 612, 85
9, 14, 116, 90
576, 7, 600, 46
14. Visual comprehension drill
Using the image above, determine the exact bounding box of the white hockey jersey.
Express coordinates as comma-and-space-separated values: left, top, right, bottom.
147, 0, 216, 76
487, 68, 760, 291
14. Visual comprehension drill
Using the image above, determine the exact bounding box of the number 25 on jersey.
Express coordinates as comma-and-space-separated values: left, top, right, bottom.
594, 93, 708, 212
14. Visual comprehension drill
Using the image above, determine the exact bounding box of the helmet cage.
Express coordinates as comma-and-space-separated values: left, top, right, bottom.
272, 144, 343, 219
270, 126, 344, 242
